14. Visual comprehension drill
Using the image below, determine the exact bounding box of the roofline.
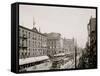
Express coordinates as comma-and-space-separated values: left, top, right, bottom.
19, 25, 47, 37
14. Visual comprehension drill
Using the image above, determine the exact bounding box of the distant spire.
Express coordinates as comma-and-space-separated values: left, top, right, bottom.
72, 37, 74, 42
91, 16, 92, 19
39, 27, 40, 32
33, 17, 35, 26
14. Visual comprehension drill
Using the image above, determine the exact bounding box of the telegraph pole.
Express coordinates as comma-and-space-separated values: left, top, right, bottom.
75, 45, 77, 68
74, 39, 77, 69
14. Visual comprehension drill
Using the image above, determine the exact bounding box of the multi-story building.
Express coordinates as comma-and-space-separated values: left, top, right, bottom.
87, 17, 97, 68
19, 26, 47, 59
88, 17, 96, 49
19, 25, 76, 70
63, 38, 75, 54
46, 33, 61, 56
19, 25, 50, 71
46, 33, 75, 69
46, 32, 75, 57
77, 17, 97, 68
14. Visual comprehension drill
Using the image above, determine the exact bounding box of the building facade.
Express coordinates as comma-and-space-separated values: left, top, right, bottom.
46, 33, 61, 56
87, 17, 97, 68
19, 26, 47, 59
63, 38, 75, 54
19, 25, 76, 71
46, 33, 75, 57
77, 17, 97, 69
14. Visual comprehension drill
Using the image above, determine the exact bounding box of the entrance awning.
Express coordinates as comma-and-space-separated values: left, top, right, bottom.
19, 56, 49, 65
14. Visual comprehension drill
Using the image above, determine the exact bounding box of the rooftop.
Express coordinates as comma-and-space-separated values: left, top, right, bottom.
19, 25, 47, 37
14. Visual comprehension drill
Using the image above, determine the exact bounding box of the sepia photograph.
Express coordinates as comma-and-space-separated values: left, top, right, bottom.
18, 3, 97, 72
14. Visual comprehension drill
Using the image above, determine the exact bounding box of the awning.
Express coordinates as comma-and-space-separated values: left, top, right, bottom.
19, 56, 49, 65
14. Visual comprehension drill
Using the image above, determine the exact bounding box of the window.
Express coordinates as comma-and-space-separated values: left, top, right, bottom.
33, 49, 34, 55
25, 31, 27, 37
33, 41, 34, 47
29, 32, 30, 38
19, 28, 22, 37
29, 40, 30, 46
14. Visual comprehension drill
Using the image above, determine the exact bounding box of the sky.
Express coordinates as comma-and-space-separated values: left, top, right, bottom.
19, 5, 96, 48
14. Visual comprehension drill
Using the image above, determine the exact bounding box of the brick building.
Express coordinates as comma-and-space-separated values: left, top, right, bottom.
19, 25, 76, 71
19, 26, 47, 59
87, 17, 97, 68
78, 17, 97, 68
63, 38, 75, 54
46, 33, 75, 57
46, 33, 61, 56
19, 25, 49, 71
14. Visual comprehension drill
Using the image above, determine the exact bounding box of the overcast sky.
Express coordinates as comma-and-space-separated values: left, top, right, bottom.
19, 5, 96, 48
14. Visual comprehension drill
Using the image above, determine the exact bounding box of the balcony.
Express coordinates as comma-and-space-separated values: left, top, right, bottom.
20, 34, 27, 40
19, 45, 27, 49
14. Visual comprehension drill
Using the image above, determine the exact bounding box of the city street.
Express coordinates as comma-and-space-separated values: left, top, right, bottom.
20, 54, 76, 71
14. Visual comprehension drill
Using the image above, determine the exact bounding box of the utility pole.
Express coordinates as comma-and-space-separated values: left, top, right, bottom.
75, 45, 77, 68
74, 38, 77, 69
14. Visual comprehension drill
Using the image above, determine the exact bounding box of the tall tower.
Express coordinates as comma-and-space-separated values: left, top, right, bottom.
33, 16, 36, 26
32, 16, 36, 31
39, 27, 41, 32
32, 16, 40, 32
